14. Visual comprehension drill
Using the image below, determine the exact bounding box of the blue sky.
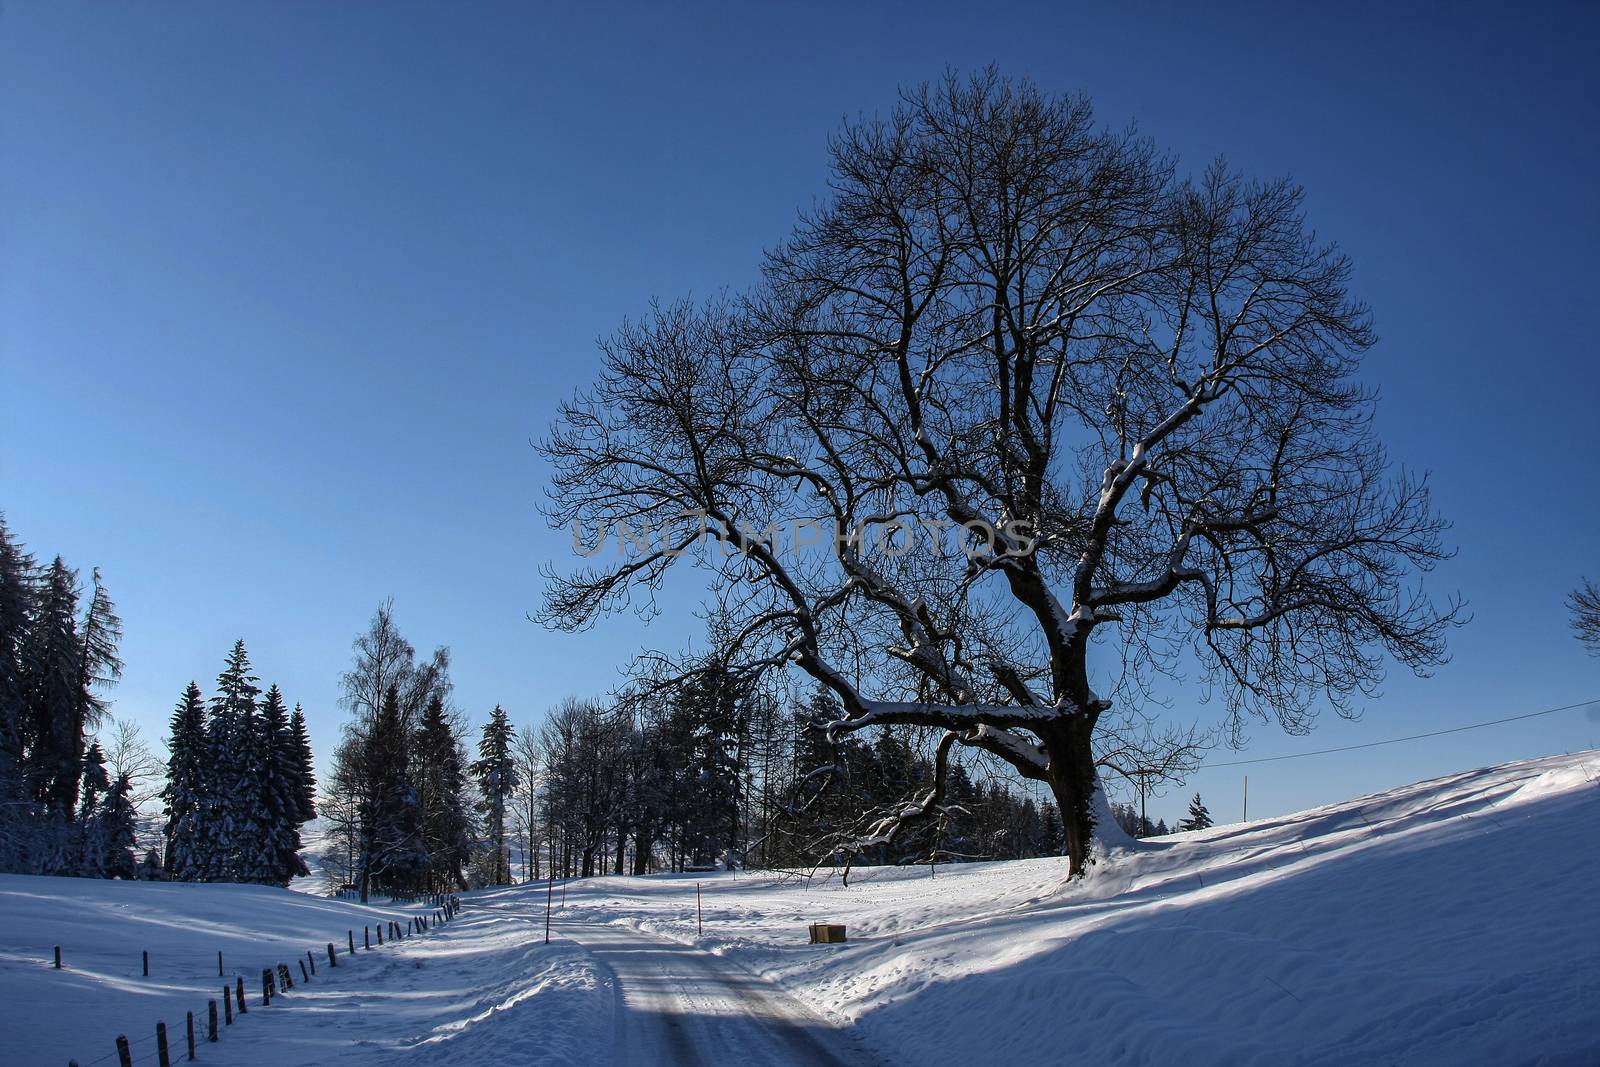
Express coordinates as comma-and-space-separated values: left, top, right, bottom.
3, 2, 1597, 825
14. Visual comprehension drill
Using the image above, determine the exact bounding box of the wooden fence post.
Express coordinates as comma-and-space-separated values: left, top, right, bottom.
365, 926, 371, 949
236, 976, 247, 1014
54, 945, 62, 969
299, 958, 309, 983
308, 949, 316, 975
115, 1035, 131, 1067
348, 930, 355, 954
156, 1021, 170, 1067
261, 968, 272, 1006
223, 985, 232, 1024
279, 962, 293, 990
218, 951, 223, 977
143, 950, 149, 977
208, 1000, 218, 1041
186, 1011, 195, 1061
327, 942, 337, 968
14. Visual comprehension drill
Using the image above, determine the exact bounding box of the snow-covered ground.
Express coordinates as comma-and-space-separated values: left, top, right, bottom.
0, 877, 606, 1067
553, 751, 1600, 1065
3, 751, 1596, 1065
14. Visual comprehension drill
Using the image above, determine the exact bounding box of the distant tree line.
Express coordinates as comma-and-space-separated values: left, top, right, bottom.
0, 516, 134, 877
161, 640, 317, 885
526, 662, 1069, 880
2, 500, 1226, 892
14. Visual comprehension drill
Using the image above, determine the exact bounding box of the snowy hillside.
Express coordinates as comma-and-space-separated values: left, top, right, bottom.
1, 751, 1595, 1065
552, 750, 1600, 1065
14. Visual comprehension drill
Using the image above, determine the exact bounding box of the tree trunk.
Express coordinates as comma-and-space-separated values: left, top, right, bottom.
1040, 721, 1102, 879
631, 825, 650, 875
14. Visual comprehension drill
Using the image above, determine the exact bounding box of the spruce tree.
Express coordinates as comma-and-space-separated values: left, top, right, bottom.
100, 772, 138, 879
414, 694, 471, 892
0, 517, 37, 871
22, 558, 83, 817
162, 682, 208, 879
359, 685, 427, 897
1179, 793, 1213, 832
472, 705, 517, 885
74, 568, 123, 771
288, 705, 317, 824
202, 640, 263, 881
76, 741, 111, 876
254, 685, 307, 885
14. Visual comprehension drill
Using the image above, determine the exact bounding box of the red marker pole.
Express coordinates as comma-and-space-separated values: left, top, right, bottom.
696, 882, 703, 937
544, 874, 554, 945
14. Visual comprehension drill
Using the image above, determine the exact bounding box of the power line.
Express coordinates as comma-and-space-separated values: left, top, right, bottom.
1205, 698, 1599, 769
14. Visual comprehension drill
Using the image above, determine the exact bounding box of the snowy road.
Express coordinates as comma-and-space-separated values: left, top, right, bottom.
557, 919, 878, 1067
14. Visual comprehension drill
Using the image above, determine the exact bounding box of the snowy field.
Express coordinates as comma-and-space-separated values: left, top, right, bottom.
553, 750, 1600, 1065
2, 751, 1596, 1066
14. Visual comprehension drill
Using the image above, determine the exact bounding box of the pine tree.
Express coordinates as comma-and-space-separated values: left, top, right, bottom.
202, 640, 263, 881
350, 685, 428, 898
137, 847, 163, 880
254, 685, 307, 885
288, 705, 317, 824
162, 682, 209, 879
472, 705, 517, 885
23, 558, 83, 817
1179, 793, 1213, 832
100, 772, 138, 879
414, 694, 471, 892
0, 516, 38, 871
676, 668, 745, 868
76, 741, 112, 876
74, 568, 123, 773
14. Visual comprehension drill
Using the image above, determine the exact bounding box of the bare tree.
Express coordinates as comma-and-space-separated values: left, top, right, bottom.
511, 724, 542, 881
539, 71, 1462, 877
102, 717, 162, 847
1570, 579, 1600, 654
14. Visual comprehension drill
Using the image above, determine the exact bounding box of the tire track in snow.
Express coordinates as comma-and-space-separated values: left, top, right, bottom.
558, 920, 880, 1067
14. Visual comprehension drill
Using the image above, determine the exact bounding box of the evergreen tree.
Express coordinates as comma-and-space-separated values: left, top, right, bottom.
0, 517, 37, 871
1179, 793, 1213, 832
253, 684, 307, 885
414, 694, 471, 892
202, 640, 263, 881
329, 603, 452, 900
162, 682, 208, 879
472, 705, 517, 885
137, 847, 163, 881
75, 741, 111, 876
676, 668, 745, 867
74, 568, 123, 777
22, 558, 83, 817
100, 772, 139, 879
287, 705, 317, 824
358, 685, 428, 896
